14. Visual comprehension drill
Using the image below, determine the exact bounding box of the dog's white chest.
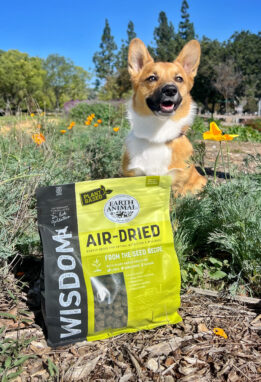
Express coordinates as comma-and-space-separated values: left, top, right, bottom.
126, 131, 171, 176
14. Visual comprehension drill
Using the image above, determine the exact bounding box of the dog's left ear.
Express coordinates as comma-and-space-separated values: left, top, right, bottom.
175, 40, 201, 78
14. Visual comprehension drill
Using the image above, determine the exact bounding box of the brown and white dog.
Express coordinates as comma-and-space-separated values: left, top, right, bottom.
122, 38, 207, 195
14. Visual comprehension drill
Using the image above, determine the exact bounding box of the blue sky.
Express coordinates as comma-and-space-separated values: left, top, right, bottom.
0, 0, 260, 77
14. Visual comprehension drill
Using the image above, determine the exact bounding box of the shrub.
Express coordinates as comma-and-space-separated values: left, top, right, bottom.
69, 102, 128, 128
172, 169, 261, 296
84, 125, 128, 179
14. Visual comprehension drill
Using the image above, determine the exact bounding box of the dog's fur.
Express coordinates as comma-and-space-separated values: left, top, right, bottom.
122, 38, 207, 195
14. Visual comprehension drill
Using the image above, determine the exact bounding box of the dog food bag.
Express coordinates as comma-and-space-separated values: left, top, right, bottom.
37, 176, 181, 347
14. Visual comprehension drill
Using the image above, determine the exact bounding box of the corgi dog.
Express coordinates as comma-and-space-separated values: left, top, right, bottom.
122, 38, 207, 195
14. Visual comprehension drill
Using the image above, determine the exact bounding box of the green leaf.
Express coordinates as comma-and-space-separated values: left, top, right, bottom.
4, 356, 12, 369
47, 358, 59, 377
181, 269, 188, 282
0, 312, 16, 320
13, 355, 36, 367
7, 290, 16, 300
210, 270, 227, 280
6, 368, 23, 380
209, 257, 223, 266
194, 266, 203, 276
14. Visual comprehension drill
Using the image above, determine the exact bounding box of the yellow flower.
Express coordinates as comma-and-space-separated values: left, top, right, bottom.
68, 126, 72, 130
93, 123, 99, 127
203, 122, 239, 141
30, 113, 35, 117
97, 119, 102, 124
213, 327, 228, 339
85, 120, 91, 126
32, 133, 45, 145
113, 127, 120, 132
91, 113, 95, 118
40, 112, 45, 117
60, 130, 67, 134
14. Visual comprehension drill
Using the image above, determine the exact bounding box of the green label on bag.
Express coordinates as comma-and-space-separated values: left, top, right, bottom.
80, 185, 113, 206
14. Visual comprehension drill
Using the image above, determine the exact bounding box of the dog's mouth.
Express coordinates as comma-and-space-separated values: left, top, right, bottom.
160, 100, 175, 113
146, 85, 182, 116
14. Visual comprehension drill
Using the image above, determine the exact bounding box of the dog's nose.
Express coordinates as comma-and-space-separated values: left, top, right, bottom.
162, 84, 177, 97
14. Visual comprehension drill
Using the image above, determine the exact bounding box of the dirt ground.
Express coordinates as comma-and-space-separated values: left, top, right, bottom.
202, 140, 261, 180
1, 276, 260, 381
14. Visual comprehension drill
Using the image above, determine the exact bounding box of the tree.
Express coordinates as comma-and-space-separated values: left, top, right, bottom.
214, 59, 242, 113
152, 11, 177, 61
226, 31, 261, 99
0, 50, 45, 111
113, 21, 137, 98
44, 54, 90, 108
93, 19, 117, 81
192, 36, 224, 113
178, 0, 195, 47
116, 20, 136, 70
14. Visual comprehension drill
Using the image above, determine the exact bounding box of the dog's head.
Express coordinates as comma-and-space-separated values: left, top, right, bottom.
128, 38, 200, 117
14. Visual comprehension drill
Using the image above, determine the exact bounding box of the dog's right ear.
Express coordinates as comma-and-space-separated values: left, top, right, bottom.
128, 38, 154, 78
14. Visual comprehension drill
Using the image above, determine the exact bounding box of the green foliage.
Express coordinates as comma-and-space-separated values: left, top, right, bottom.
93, 19, 117, 80
84, 125, 128, 179
227, 125, 261, 142
69, 102, 128, 128
44, 54, 91, 109
172, 172, 261, 295
178, 0, 195, 43
0, 113, 129, 261
226, 31, 261, 98
192, 37, 225, 112
0, 51, 45, 110
188, 117, 261, 143
0, 333, 36, 381
116, 21, 136, 70
151, 11, 177, 61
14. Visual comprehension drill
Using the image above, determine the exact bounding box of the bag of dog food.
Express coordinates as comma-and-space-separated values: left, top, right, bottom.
37, 176, 181, 347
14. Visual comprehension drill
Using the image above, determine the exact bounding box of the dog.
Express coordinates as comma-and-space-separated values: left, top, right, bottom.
122, 38, 207, 195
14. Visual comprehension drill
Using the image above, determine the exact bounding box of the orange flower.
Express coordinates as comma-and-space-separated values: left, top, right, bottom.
85, 120, 91, 126
32, 133, 45, 145
91, 113, 95, 118
113, 127, 120, 132
60, 130, 67, 134
70, 121, 76, 127
93, 123, 99, 127
203, 122, 239, 141
68, 126, 72, 130
213, 328, 228, 339
16, 271, 25, 277
97, 119, 102, 124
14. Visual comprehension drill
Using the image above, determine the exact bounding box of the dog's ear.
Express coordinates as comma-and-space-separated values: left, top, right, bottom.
175, 40, 201, 78
128, 38, 154, 77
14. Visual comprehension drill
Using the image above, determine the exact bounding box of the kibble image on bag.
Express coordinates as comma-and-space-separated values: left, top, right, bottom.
37, 176, 181, 347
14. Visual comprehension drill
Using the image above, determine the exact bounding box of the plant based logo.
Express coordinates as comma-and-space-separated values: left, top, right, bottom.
104, 194, 140, 223
80, 185, 112, 206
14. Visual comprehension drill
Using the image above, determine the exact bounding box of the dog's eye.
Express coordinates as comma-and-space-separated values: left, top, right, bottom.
175, 76, 183, 83
146, 75, 158, 82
